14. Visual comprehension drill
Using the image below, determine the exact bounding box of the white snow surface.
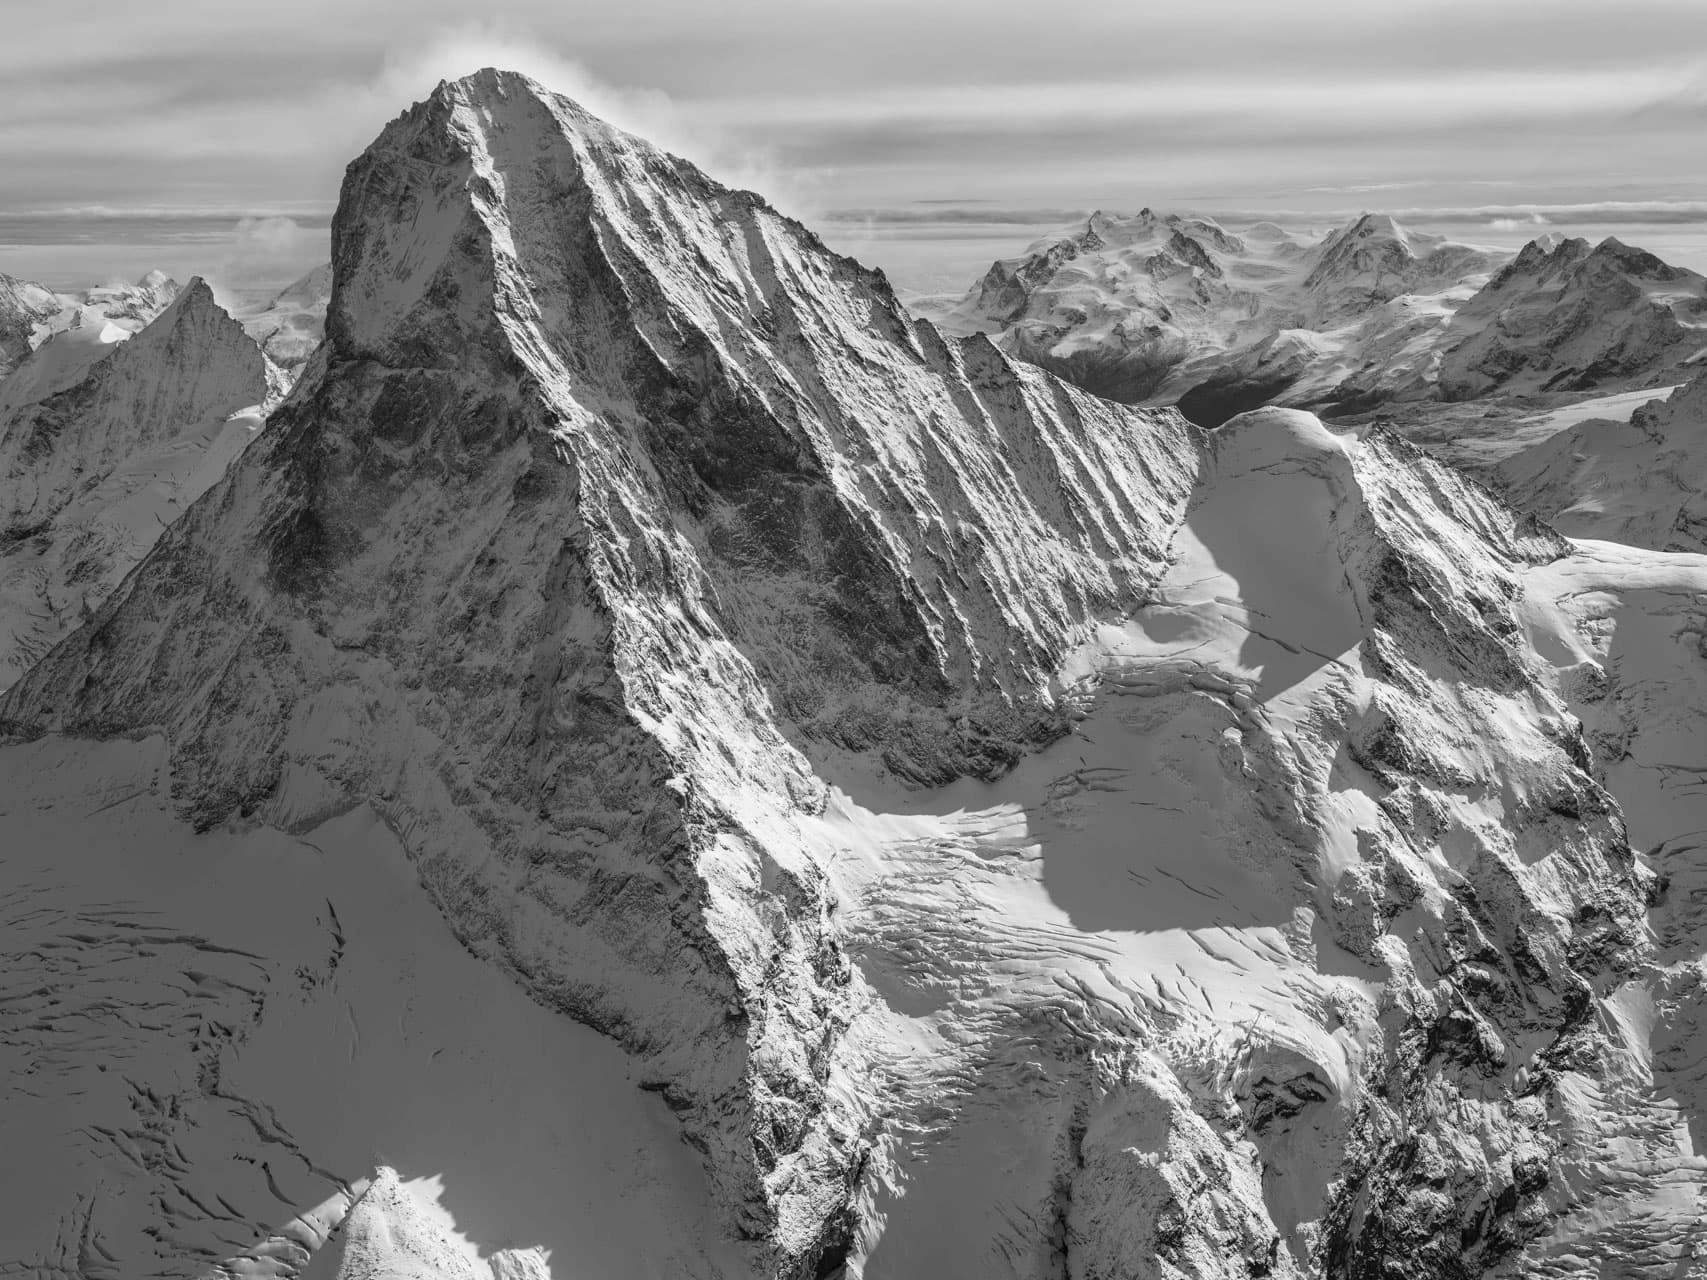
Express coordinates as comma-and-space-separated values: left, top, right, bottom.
1498, 368, 1707, 554
1515, 539, 1707, 1273
0, 734, 739, 1280
2, 269, 180, 383
1, 70, 1704, 1280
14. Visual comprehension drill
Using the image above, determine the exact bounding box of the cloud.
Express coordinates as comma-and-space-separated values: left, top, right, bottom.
2, 2, 1706, 263
1488, 214, 1553, 231
1400, 202, 1707, 225
351, 22, 823, 218
230, 215, 321, 256
696, 64, 1707, 133
203, 215, 330, 303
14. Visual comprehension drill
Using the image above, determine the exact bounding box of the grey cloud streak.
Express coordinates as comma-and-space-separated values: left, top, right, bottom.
2, 1, 1705, 228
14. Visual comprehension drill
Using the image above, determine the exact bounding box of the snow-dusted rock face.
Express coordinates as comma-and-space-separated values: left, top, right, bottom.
0, 270, 62, 377
943, 210, 1508, 423
0, 277, 266, 684
951, 214, 1707, 427
0, 269, 188, 411
1439, 237, 1707, 400
1, 70, 1201, 1276
240, 262, 332, 377
78, 267, 181, 328
1517, 541, 1707, 1271
1496, 370, 1707, 553
1301, 213, 1504, 321
0, 70, 1696, 1280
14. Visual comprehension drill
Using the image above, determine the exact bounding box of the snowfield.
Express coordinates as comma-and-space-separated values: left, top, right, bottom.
5, 68, 1707, 1280
0, 735, 739, 1279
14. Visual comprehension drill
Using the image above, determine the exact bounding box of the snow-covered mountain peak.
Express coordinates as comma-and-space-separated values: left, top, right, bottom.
1439, 231, 1707, 398
1211, 404, 1354, 478
1300, 212, 1495, 312
79, 268, 182, 328
0, 69, 1207, 1272
940, 207, 1512, 416
7, 69, 1707, 1280
0, 271, 62, 377
1589, 235, 1688, 281
1497, 364, 1707, 551
0, 272, 266, 684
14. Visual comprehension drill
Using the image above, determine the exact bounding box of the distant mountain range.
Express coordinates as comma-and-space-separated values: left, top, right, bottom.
935, 210, 1707, 425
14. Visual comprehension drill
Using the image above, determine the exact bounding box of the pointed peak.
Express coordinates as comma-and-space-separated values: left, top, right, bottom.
425, 67, 631, 149
150, 276, 223, 324
1340, 211, 1407, 240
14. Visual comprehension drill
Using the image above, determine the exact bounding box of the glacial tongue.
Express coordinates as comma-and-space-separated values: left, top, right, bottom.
0, 68, 1690, 1280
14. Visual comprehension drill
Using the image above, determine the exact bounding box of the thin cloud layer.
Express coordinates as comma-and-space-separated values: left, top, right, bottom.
1, 2, 1705, 229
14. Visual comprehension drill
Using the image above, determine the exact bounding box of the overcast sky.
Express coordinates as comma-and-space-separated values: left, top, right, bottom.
4, 0, 1706, 286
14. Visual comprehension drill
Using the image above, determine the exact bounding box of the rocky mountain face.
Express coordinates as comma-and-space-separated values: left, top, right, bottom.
0, 269, 186, 409
1496, 368, 1707, 552
0, 277, 267, 684
1300, 213, 1502, 321
4, 69, 1707, 1280
1438, 237, 1707, 400
0, 271, 63, 377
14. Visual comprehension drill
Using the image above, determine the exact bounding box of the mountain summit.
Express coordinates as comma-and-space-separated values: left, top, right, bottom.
1, 68, 1204, 1274
6, 69, 1707, 1279
0, 277, 265, 684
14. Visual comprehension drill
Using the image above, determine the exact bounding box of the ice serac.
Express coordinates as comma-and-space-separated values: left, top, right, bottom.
0, 70, 1693, 1280
0, 69, 1200, 1275
0, 277, 267, 684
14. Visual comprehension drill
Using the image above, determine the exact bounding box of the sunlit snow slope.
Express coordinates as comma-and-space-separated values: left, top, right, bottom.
3, 70, 1706, 1280
1498, 369, 1707, 554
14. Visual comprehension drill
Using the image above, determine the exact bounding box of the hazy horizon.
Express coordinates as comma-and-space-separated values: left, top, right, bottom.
6, 0, 1707, 292
9, 207, 1707, 304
